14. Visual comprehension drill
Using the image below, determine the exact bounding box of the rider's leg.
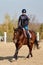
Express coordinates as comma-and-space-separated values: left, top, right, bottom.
28, 31, 31, 38
23, 28, 27, 37
24, 26, 29, 38
26, 31, 30, 39
26, 30, 30, 43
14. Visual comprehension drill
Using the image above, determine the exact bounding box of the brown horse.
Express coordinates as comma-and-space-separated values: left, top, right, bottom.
13, 27, 39, 60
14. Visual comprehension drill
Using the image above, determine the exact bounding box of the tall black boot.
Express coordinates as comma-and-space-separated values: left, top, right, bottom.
27, 33, 30, 43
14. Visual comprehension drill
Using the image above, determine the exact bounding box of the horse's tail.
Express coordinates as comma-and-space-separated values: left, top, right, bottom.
31, 30, 39, 49
34, 37, 39, 49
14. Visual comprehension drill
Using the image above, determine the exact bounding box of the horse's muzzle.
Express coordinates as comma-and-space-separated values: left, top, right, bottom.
14, 39, 17, 43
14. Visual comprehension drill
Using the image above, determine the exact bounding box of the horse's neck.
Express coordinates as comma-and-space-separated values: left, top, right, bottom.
18, 29, 25, 39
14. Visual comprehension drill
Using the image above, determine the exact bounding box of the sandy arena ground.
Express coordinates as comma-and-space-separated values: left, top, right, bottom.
0, 40, 43, 65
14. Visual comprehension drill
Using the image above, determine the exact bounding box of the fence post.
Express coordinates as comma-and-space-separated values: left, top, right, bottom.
4, 32, 7, 43
37, 32, 39, 41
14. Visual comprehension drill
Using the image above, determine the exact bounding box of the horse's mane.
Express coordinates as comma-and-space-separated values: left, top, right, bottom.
14, 27, 23, 36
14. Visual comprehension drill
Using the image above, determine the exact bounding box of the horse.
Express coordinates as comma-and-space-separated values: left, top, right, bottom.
13, 27, 39, 60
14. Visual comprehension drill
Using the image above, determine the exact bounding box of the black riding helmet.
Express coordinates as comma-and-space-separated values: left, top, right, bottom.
22, 9, 26, 13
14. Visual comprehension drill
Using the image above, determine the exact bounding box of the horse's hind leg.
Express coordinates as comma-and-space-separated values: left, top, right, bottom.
29, 46, 33, 57
26, 44, 29, 58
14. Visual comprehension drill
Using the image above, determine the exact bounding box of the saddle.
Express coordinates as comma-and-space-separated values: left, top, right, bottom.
18, 27, 32, 39
22, 28, 32, 39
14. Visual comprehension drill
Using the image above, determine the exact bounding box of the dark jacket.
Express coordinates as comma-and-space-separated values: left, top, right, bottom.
18, 14, 30, 28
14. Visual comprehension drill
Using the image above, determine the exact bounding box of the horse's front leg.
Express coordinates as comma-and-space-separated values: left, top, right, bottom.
14, 40, 23, 59
27, 44, 33, 58
14, 42, 19, 60
14, 47, 18, 60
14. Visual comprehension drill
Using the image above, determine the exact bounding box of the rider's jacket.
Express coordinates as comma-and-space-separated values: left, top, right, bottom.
18, 14, 30, 30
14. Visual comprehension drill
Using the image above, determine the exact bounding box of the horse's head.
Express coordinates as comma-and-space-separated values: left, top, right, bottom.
13, 27, 19, 43
13, 27, 23, 43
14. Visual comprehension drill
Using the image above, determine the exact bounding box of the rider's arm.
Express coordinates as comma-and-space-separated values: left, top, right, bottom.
18, 16, 21, 27
27, 16, 30, 24
25, 16, 30, 25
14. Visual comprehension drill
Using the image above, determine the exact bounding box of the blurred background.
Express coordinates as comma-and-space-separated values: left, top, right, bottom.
0, 0, 43, 42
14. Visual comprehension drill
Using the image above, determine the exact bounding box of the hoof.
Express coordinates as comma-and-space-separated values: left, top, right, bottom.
31, 54, 33, 57
37, 46, 40, 49
26, 55, 29, 58
13, 55, 18, 60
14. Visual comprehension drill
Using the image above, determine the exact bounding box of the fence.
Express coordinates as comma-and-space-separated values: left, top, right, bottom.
36, 32, 39, 41
0, 32, 40, 43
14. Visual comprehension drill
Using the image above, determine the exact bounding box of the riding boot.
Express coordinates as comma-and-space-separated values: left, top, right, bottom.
27, 33, 30, 43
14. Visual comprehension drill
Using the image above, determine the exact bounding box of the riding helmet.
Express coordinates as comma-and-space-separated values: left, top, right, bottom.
22, 9, 26, 13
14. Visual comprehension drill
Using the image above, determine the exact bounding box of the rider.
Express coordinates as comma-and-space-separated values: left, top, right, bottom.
18, 9, 30, 42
